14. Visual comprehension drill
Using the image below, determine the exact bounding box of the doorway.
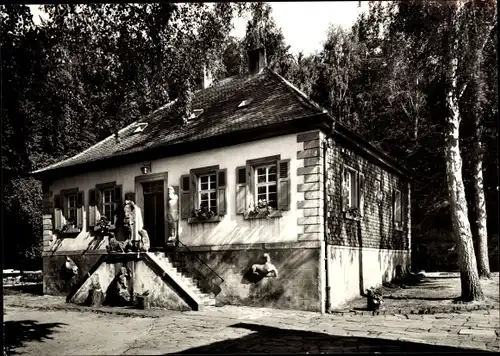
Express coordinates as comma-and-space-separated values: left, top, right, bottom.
142, 180, 165, 248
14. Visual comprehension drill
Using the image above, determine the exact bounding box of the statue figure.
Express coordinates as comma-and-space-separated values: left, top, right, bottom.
123, 197, 149, 252
167, 186, 179, 243
116, 267, 132, 304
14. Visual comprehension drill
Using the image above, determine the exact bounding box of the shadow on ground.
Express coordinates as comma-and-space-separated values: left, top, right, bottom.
3, 320, 67, 355
168, 323, 492, 354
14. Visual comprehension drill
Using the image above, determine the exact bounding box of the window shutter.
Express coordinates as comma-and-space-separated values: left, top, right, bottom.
61, 191, 68, 221
341, 164, 348, 212
235, 166, 247, 214
402, 187, 407, 227
217, 169, 227, 215
54, 194, 62, 230
392, 189, 396, 225
277, 159, 291, 211
358, 172, 365, 216
113, 185, 122, 218
95, 188, 102, 222
180, 175, 192, 219
77, 191, 84, 229
88, 189, 97, 228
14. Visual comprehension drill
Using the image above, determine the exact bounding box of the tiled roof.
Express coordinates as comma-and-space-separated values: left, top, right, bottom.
33, 69, 326, 174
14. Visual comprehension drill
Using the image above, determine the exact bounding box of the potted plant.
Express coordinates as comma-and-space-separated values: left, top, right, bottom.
134, 290, 150, 310
366, 287, 383, 312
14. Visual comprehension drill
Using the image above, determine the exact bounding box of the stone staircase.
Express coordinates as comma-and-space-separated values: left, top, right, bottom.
146, 252, 216, 308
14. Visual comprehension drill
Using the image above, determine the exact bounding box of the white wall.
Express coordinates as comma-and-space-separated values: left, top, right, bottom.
48, 133, 309, 252
327, 245, 410, 309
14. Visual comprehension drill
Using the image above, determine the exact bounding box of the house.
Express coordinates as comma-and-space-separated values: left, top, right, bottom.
32, 47, 412, 312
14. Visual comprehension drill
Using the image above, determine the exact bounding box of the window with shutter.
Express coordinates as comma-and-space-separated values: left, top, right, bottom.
182, 165, 227, 223
241, 154, 285, 219
342, 165, 363, 220
57, 188, 81, 233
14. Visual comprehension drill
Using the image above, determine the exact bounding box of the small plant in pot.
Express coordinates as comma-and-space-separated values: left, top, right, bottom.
366, 287, 383, 312
134, 290, 150, 310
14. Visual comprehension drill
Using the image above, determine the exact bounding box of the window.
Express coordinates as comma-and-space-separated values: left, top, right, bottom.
235, 155, 290, 218
341, 165, 365, 219
394, 189, 403, 227
255, 164, 278, 209
88, 182, 122, 228
102, 188, 114, 222
344, 168, 358, 209
180, 166, 227, 222
198, 173, 217, 213
67, 193, 77, 223
53, 189, 84, 233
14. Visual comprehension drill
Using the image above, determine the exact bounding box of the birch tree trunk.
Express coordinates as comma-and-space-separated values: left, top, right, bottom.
445, 57, 484, 301
473, 127, 491, 278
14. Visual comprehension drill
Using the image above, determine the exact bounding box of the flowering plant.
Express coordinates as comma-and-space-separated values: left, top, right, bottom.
246, 199, 274, 219
61, 218, 77, 233
346, 207, 362, 218
190, 205, 216, 220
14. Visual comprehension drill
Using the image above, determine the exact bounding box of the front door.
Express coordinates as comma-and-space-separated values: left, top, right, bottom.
142, 180, 165, 247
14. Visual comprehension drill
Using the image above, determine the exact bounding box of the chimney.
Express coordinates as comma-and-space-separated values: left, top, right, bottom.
248, 47, 267, 75
202, 65, 213, 89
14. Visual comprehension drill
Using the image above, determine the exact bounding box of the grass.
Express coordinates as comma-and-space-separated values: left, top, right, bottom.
333, 272, 499, 315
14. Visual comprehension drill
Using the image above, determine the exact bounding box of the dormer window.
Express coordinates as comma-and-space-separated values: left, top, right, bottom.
133, 123, 148, 134
188, 109, 204, 121
238, 98, 254, 108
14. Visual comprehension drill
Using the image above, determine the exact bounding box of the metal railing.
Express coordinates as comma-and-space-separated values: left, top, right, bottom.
175, 239, 224, 295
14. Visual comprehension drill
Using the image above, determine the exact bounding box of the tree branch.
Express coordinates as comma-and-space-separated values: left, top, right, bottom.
458, 7, 497, 100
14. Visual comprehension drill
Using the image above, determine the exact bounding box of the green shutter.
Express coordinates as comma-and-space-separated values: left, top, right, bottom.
180, 175, 191, 219
235, 166, 247, 214
95, 188, 102, 222
277, 159, 291, 211
217, 169, 227, 215
77, 191, 84, 229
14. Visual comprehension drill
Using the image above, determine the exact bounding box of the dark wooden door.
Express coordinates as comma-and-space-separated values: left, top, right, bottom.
143, 181, 165, 247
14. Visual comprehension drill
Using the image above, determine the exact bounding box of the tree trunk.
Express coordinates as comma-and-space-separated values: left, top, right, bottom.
473, 129, 491, 278
444, 87, 484, 301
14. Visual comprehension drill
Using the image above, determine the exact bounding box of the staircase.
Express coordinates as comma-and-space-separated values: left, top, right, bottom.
146, 252, 216, 308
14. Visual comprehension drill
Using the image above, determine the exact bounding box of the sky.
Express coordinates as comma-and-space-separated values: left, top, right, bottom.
29, 2, 368, 55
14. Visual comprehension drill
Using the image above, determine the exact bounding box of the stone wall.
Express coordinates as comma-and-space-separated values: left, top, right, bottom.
167, 242, 322, 312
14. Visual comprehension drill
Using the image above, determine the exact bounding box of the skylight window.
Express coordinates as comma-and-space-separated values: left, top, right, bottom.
133, 123, 148, 134
238, 98, 254, 108
188, 109, 204, 120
